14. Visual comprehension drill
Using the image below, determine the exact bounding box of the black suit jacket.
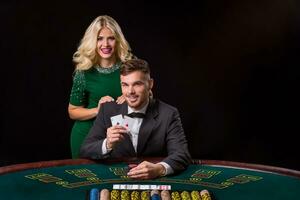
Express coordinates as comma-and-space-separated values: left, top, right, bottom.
80, 99, 191, 172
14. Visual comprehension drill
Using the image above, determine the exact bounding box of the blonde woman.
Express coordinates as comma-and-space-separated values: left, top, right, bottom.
68, 15, 135, 158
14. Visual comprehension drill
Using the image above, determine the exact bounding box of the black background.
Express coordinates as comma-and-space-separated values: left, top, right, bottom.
1, 0, 300, 170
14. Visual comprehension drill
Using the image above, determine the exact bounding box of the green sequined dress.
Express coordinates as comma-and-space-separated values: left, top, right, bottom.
69, 63, 122, 158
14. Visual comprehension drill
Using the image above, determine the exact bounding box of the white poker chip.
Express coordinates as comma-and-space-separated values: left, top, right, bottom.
112, 184, 171, 190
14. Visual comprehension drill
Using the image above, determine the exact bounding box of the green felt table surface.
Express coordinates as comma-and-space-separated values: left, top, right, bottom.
0, 162, 300, 200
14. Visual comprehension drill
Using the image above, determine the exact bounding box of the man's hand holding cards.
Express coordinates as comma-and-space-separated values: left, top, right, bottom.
106, 114, 135, 149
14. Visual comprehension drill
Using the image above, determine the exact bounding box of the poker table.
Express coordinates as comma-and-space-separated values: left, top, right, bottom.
0, 158, 300, 200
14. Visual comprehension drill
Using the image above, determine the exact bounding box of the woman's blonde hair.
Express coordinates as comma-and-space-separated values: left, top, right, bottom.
73, 15, 133, 70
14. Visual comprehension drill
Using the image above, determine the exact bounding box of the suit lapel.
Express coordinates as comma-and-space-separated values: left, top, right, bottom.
137, 99, 158, 156
120, 102, 128, 116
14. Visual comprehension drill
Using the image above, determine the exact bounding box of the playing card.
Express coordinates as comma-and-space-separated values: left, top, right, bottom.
110, 114, 123, 126
123, 116, 135, 131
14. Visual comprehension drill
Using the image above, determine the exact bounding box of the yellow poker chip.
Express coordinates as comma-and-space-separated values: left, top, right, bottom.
171, 191, 181, 200
190, 191, 201, 200
121, 190, 130, 200
141, 191, 150, 200
180, 191, 191, 200
111, 190, 120, 200
131, 191, 140, 200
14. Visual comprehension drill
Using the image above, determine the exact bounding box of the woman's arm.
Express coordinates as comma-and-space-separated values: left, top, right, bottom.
68, 104, 98, 121
68, 95, 116, 121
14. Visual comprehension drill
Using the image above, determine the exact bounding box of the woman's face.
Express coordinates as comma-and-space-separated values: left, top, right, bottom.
96, 27, 117, 60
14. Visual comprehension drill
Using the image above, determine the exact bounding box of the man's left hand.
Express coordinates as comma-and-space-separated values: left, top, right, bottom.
127, 161, 166, 179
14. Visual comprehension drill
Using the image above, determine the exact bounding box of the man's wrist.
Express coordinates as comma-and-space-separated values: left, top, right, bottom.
102, 139, 112, 154
157, 164, 166, 177
106, 141, 112, 150
157, 162, 173, 176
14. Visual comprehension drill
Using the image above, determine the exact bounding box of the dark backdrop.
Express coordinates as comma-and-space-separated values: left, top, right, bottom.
1, 0, 300, 170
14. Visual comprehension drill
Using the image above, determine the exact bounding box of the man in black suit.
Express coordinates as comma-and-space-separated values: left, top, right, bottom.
80, 59, 191, 179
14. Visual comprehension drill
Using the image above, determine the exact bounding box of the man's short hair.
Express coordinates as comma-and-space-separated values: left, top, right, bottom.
120, 59, 150, 76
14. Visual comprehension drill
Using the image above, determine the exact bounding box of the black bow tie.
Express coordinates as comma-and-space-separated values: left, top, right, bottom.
127, 112, 146, 118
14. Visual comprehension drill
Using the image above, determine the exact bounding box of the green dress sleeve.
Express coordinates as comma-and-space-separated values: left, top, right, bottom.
69, 70, 86, 106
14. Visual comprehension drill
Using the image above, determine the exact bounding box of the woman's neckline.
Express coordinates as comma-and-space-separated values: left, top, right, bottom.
94, 62, 121, 74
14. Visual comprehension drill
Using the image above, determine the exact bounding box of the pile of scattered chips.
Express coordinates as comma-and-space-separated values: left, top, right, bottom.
87, 188, 212, 200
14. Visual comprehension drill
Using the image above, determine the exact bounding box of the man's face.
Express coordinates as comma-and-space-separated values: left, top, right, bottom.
121, 71, 153, 110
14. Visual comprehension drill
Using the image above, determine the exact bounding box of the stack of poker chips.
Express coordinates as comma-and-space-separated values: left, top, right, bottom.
86, 188, 212, 200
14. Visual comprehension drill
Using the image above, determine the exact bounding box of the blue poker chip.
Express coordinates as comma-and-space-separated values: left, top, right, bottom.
89, 188, 99, 200
151, 193, 161, 200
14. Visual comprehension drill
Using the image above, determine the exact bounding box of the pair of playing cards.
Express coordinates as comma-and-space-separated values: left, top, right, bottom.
110, 114, 135, 131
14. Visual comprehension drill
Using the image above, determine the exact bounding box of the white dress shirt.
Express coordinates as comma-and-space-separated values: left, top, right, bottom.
102, 101, 174, 176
